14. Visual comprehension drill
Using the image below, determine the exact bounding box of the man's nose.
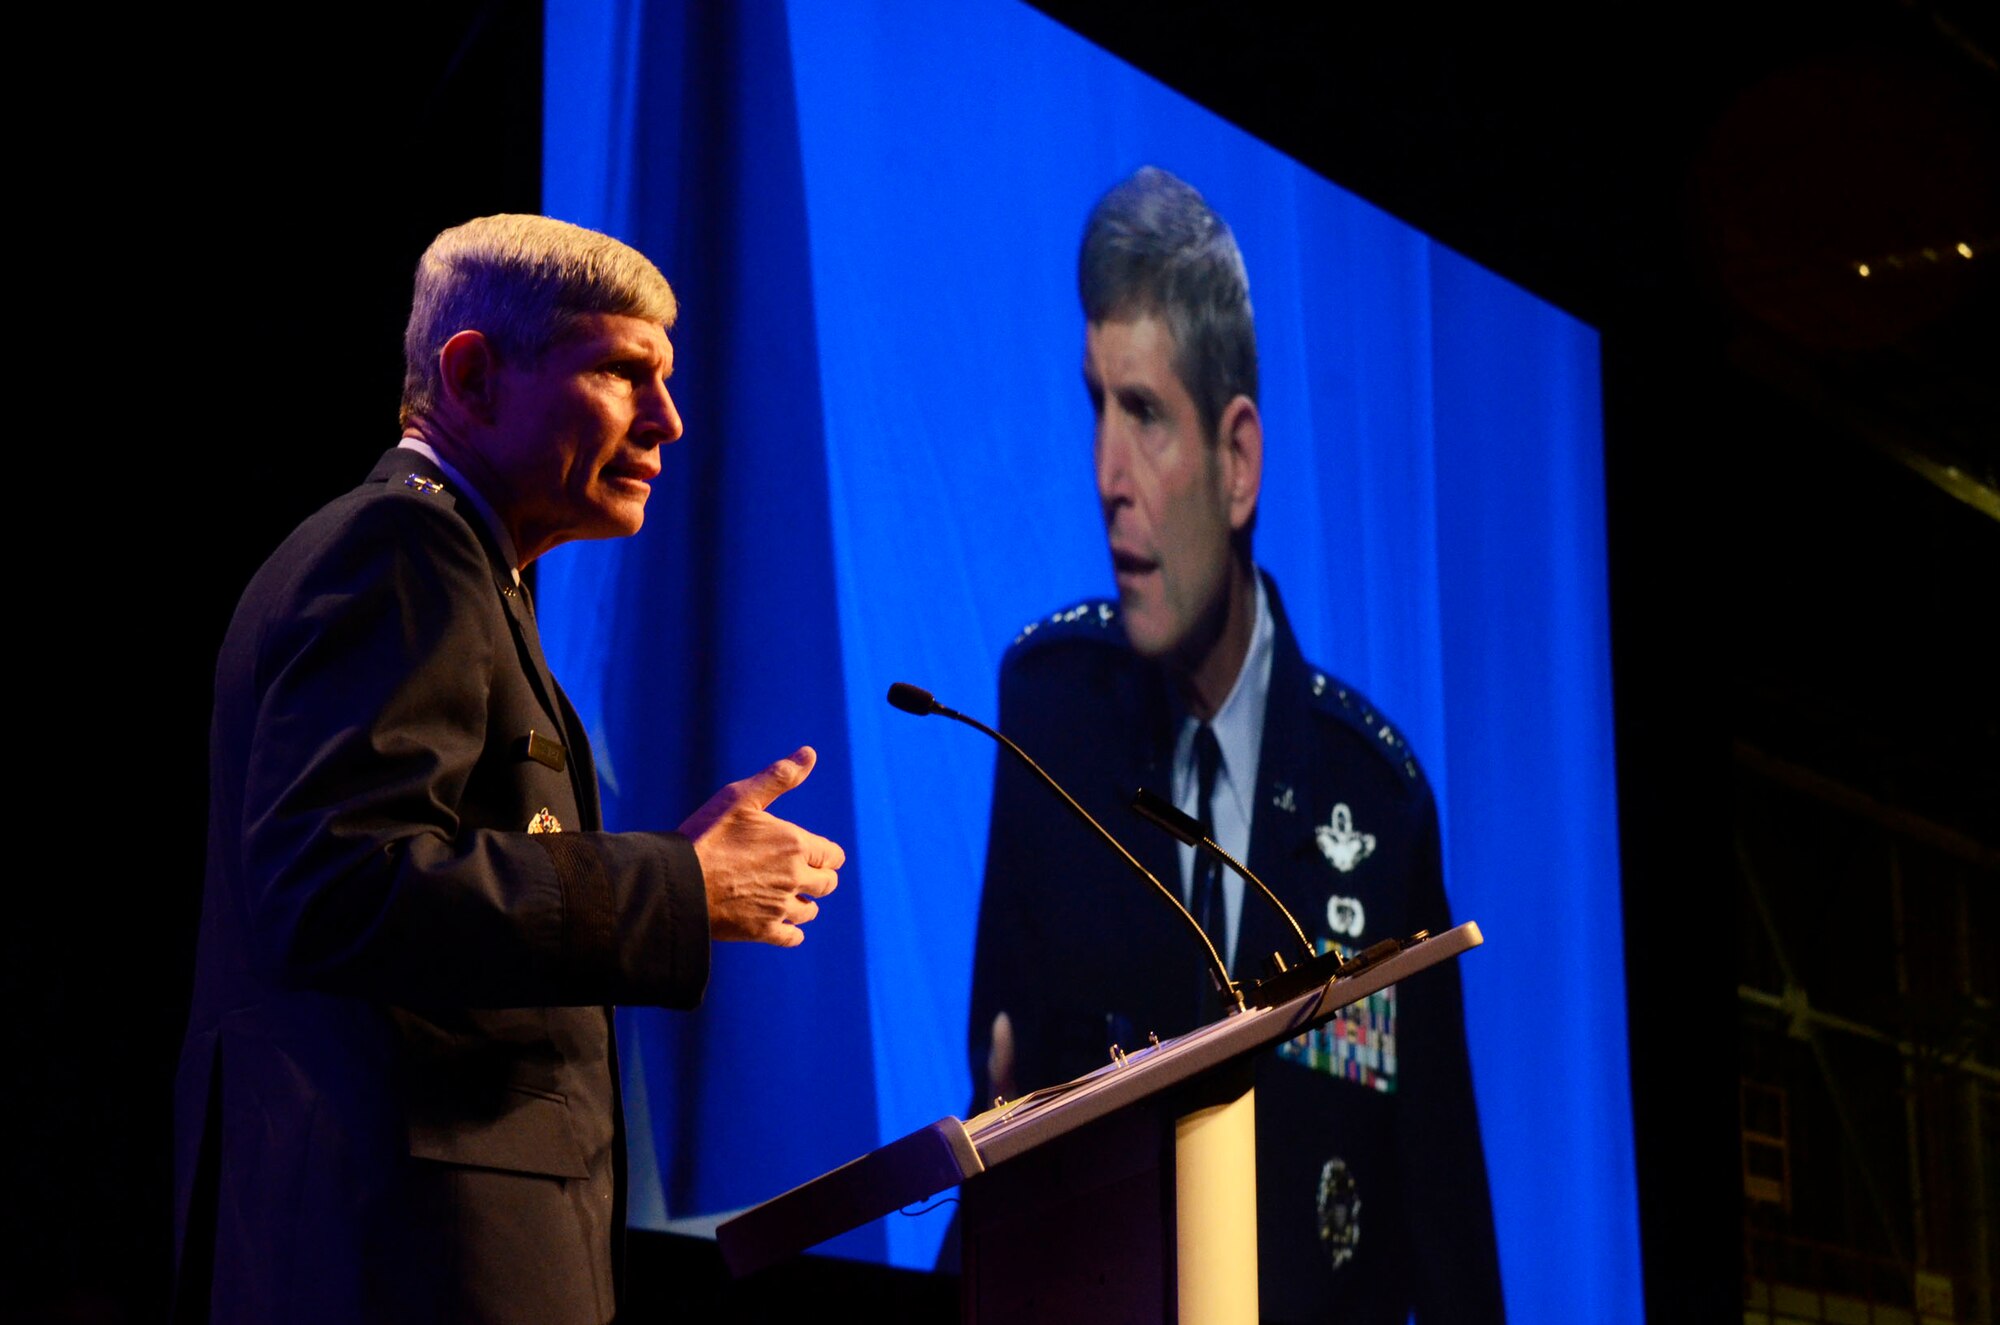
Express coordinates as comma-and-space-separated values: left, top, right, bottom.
1095, 421, 1132, 508
642, 382, 684, 446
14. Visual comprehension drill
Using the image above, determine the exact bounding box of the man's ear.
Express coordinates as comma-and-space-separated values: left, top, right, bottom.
1218, 394, 1263, 534
437, 329, 501, 423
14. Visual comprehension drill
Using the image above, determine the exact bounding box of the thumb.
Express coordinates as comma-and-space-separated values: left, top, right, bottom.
734, 745, 816, 811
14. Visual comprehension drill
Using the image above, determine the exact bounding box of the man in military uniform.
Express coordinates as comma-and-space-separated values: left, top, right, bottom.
966, 169, 1503, 1321
175, 215, 844, 1324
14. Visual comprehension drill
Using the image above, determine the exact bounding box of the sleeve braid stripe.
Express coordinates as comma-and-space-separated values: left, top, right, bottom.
532, 833, 615, 986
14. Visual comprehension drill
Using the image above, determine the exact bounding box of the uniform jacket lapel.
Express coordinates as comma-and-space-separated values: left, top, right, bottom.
365, 448, 587, 822
1242, 576, 1337, 974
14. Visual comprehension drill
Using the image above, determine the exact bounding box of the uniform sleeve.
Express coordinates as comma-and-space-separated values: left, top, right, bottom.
966, 650, 1041, 1108
1396, 782, 1507, 1321
235, 497, 708, 1010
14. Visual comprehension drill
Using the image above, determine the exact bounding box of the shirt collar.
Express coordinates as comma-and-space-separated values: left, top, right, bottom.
397, 438, 522, 582
1167, 571, 1274, 972
1172, 570, 1274, 828
1204, 570, 1274, 825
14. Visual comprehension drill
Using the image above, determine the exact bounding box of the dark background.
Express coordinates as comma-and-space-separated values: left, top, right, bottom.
21, 2, 1994, 1321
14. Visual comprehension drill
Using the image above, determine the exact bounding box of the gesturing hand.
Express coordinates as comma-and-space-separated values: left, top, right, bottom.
679, 746, 845, 947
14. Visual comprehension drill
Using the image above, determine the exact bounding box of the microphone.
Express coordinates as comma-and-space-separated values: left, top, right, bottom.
1129, 787, 1348, 1009
885, 681, 1243, 1013
886, 682, 941, 717
1129, 788, 1315, 963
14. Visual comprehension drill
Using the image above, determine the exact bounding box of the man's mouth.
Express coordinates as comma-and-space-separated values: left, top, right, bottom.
605, 463, 659, 494
1111, 547, 1158, 578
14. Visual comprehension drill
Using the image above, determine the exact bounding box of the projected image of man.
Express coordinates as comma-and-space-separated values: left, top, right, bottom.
966, 167, 1504, 1322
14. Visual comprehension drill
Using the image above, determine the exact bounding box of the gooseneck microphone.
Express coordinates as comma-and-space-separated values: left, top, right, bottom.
885, 682, 946, 717
1129, 787, 1316, 964
885, 682, 1244, 1013
1127, 786, 1353, 1008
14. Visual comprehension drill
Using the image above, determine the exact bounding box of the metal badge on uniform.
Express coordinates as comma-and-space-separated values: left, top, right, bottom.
1316, 1157, 1361, 1273
1270, 783, 1297, 814
518, 729, 567, 772
527, 807, 563, 834
1316, 802, 1376, 873
402, 473, 444, 495
1326, 894, 1366, 939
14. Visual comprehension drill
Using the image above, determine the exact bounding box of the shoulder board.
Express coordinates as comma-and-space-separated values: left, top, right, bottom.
1009, 597, 1122, 650
1304, 668, 1427, 786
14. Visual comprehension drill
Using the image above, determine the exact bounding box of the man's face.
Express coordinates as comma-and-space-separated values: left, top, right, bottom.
485, 312, 682, 556
1087, 314, 1237, 665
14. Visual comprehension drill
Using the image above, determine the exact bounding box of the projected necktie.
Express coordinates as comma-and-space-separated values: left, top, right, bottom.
1191, 723, 1225, 1002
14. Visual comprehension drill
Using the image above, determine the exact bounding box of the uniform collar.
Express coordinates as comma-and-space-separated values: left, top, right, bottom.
397, 438, 523, 582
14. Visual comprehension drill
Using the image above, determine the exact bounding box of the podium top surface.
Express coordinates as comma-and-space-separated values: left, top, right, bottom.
962, 921, 1481, 1166
716, 921, 1481, 1276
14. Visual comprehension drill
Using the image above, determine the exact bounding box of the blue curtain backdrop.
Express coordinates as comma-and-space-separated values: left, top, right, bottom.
542, 0, 1640, 1314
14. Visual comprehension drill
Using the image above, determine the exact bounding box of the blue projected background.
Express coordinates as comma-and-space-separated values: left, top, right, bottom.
542, 1, 1640, 1316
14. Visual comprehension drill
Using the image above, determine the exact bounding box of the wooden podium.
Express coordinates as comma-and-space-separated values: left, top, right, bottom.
716, 922, 1483, 1323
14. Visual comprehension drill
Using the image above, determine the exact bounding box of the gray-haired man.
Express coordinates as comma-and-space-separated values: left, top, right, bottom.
175, 215, 843, 1323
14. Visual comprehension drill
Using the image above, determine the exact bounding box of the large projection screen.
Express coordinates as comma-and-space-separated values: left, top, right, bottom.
542, 1, 1638, 1317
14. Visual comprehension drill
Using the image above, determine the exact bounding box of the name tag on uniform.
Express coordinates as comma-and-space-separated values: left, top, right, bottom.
519, 729, 567, 773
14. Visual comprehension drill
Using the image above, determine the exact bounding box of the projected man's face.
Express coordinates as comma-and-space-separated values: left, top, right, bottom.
1087, 314, 1250, 671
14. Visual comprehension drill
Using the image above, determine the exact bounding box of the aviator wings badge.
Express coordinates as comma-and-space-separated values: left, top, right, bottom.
1315, 802, 1375, 874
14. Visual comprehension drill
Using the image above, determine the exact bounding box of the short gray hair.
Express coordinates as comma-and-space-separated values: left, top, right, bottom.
1078, 167, 1257, 440
400, 214, 677, 426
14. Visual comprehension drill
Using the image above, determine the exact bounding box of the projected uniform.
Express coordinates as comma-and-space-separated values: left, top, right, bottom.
174, 448, 710, 1324
967, 576, 1504, 1322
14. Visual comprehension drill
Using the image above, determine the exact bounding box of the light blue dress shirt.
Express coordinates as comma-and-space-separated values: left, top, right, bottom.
1170, 572, 1273, 974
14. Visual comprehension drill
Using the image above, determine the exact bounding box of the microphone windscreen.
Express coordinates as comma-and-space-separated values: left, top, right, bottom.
1131, 787, 1203, 845
886, 682, 937, 716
